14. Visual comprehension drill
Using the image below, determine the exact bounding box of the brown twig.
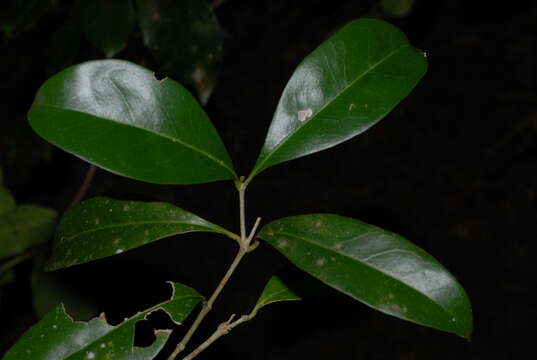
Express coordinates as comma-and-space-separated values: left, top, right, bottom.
69, 164, 96, 208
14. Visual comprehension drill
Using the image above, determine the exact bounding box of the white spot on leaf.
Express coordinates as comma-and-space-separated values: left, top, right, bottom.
86, 352, 95, 359
277, 239, 288, 248
123, 205, 130, 211
316, 258, 326, 266
115, 249, 124, 254
379, 303, 407, 314
297, 108, 313, 122
348, 103, 356, 111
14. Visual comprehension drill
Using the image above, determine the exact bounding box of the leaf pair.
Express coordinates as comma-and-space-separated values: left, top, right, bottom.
28, 19, 426, 185
45, 196, 472, 338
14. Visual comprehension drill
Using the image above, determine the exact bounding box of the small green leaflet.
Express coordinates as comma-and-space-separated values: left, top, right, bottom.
252, 276, 301, 316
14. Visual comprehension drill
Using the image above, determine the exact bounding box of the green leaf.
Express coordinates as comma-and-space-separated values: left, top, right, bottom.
137, 0, 223, 105
2, 282, 203, 360
0, 205, 57, 260
252, 276, 301, 315
0, 170, 16, 216
258, 214, 473, 338
46, 197, 238, 271
248, 19, 427, 182
28, 59, 236, 184
83, 0, 136, 58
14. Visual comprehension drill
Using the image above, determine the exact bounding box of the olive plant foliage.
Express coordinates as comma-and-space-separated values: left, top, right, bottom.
4, 19, 473, 359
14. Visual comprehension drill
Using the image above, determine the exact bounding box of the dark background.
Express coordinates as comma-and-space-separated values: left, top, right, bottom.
1, 0, 535, 359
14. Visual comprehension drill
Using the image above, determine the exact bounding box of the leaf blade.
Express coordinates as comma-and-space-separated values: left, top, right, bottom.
252, 276, 301, 315
248, 19, 427, 181
46, 197, 237, 271
258, 214, 472, 338
2, 282, 202, 360
0, 205, 57, 260
28, 59, 236, 184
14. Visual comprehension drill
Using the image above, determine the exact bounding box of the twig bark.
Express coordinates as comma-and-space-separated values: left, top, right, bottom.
69, 164, 96, 208
167, 178, 259, 360
182, 314, 251, 360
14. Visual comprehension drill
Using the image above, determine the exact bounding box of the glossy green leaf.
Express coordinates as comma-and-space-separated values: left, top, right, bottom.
0, 205, 57, 260
0, 170, 15, 216
252, 276, 301, 315
258, 214, 473, 338
137, 0, 223, 104
28, 59, 236, 184
83, 0, 136, 58
46, 196, 238, 271
248, 19, 427, 182
3, 282, 203, 360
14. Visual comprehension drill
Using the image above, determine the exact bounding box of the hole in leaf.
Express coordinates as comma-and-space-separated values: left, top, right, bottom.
134, 320, 156, 347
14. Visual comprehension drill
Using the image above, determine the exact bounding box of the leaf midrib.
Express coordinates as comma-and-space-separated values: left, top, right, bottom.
250, 43, 409, 180
258, 289, 295, 308
31, 104, 237, 178
62, 219, 220, 241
